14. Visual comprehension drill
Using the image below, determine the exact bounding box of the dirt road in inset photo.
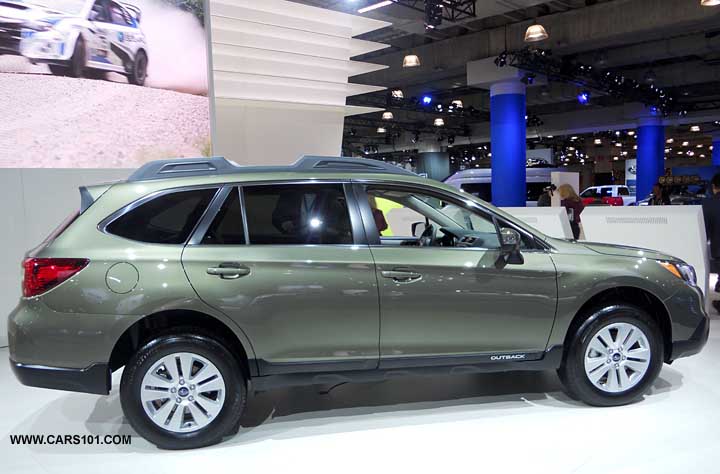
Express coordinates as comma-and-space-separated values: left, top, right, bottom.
0, 60, 211, 167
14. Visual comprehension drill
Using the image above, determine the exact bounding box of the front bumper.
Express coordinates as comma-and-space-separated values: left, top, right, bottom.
19, 30, 73, 61
10, 360, 110, 395
669, 312, 710, 360
665, 284, 710, 362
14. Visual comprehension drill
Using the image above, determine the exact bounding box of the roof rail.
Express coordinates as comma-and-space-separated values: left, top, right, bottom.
127, 155, 416, 182
295, 155, 417, 176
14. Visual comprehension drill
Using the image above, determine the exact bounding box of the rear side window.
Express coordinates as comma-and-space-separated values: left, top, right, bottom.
201, 189, 246, 245
106, 188, 216, 244
618, 187, 630, 196
243, 184, 353, 245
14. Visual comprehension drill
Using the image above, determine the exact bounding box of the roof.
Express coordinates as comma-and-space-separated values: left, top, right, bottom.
126, 155, 417, 183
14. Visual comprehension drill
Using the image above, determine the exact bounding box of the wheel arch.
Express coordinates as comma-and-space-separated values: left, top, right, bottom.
109, 309, 257, 379
563, 286, 673, 363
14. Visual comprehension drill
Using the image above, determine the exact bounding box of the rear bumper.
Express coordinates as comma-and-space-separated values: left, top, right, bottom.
10, 359, 110, 395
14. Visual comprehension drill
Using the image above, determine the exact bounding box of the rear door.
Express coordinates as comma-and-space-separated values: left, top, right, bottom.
182, 183, 380, 375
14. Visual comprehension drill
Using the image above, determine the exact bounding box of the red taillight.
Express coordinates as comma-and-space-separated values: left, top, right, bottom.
22, 258, 89, 298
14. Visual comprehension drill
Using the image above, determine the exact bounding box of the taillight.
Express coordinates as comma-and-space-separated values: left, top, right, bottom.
22, 258, 89, 298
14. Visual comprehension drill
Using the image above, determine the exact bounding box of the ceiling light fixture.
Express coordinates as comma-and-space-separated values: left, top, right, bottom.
358, 1, 392, 14
452, 99, 464, 108
377, 127, 386, 133
382, 111, 394, 120
524, 21, 549, 43
691, 125, 701, 132
434, 118, 445, 127
390, 89, 404, 99
701, 0, 720, 6
402, 54, 421, 68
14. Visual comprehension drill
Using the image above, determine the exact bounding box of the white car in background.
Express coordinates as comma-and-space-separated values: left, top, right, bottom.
580, 185, 636, 206
0, 0, 148, 85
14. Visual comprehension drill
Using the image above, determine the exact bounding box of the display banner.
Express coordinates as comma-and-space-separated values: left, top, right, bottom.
0, 0, 211, 167
625, 158, 637, 195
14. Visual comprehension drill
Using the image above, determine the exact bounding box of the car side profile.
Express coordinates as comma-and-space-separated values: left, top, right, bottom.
581, 185, 636, 206
0, 0, 148, 85
8, 156, 709, 449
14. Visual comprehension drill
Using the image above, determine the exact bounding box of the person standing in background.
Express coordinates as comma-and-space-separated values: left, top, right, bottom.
537, 184, 556, 207
701, 173, 720, 312
558, 184, 585, 240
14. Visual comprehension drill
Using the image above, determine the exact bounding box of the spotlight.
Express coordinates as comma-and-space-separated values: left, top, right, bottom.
424, 0, 442, 29
382, 111, 394, 120
577, 91, 590, 105
451, 99, 464, 108
524, 22, 549, 43
494, 51, 508, 68
377, 127, 386, 134
521, 73, 536, 85
691, 125, 700, 132
433, 118, 445, 127
390, 89, 404, 99
402, 54, 421, 68
422, 96, 432, 105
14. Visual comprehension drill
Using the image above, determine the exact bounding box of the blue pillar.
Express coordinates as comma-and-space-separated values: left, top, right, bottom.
713, 133, 720, 167
636, 118, 665, 201
490, 81, 526, 207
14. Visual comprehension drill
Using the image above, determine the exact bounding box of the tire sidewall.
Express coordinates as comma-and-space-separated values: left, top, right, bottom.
120, 334, 245, 449
563, 305, 663, 406
130, 50, 147, 86
70, 36, 85, 78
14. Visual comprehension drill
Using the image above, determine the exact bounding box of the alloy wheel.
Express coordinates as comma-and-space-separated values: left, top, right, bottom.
583, 322, 651, 393
140, 352, 225, 433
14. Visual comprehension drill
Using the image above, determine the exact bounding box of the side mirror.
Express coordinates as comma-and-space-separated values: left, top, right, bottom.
499, 228, 524, 265
411, 221, 425, 237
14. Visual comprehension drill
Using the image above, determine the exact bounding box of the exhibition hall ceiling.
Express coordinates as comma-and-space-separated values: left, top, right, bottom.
291, 0, 720, 164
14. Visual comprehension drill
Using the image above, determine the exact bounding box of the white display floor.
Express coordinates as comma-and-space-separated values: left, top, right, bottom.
1, 315, 718, 473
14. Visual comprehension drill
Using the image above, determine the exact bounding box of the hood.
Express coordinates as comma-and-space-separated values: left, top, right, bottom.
582, 241, 678, 262
0, 2, 71, 23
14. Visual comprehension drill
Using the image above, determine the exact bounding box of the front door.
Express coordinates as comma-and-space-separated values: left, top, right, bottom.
355, 183, 557, 367
182, 183, 379, 375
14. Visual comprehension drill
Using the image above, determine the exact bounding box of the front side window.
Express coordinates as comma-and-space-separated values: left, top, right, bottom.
106, 188, 216, 244
243, 184, 353, 245
366, 186, 503, 249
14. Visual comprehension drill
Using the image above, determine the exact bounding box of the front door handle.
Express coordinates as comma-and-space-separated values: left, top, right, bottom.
207, 263, 251, 280
381, 269, 422, 282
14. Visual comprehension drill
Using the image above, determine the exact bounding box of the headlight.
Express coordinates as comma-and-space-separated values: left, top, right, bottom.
659, 261, 697, 286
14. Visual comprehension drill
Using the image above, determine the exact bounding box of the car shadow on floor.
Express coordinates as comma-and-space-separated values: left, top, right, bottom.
3, 366, 684, 454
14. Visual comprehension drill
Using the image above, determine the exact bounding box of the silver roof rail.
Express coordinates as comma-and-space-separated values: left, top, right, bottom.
127, 155, 416, 182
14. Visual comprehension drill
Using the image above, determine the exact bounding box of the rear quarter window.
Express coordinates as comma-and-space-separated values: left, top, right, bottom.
106, 188, 217, 244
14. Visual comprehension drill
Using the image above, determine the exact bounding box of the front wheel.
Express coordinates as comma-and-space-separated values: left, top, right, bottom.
558, 304, 663, 406
128, 49, 148, 86
68, 36, 86, 78
120, 333, 246, 449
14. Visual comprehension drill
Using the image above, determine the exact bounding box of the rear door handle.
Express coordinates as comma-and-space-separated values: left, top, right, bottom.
207, 263, 251, 279
381, 269, 422, 282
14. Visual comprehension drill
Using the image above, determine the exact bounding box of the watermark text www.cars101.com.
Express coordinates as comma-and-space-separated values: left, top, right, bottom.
9, 434, 132, 446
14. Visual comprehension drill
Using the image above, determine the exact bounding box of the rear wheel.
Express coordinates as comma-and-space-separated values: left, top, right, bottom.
120, 332, 246, 449
558, 305, 663, 406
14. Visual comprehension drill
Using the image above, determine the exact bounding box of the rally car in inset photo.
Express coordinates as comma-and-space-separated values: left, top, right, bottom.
0, 0, 148, 85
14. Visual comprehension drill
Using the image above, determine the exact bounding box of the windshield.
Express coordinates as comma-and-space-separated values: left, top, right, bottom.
20, 0, 88, 15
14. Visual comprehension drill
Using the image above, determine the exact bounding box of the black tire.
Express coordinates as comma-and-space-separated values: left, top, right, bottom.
120, 332, 246, 449
47, 64, 68, 76
68, 36, 86, 78
128, 49, 148, 86
558, 304, 663, 407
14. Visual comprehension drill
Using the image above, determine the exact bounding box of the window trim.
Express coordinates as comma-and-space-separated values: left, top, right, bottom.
351, 180, 551, 252
98, 185, 222, 246
187, 180, 366, 247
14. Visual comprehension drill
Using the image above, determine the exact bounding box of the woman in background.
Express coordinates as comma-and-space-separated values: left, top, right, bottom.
558, 184, 585, 240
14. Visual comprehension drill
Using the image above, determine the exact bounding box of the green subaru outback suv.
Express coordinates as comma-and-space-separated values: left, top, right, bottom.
8, 156, 709, 449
